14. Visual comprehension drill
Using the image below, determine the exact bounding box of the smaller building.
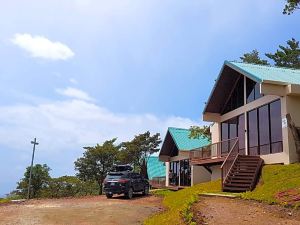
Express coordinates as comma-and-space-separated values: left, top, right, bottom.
159, 127, 212, 187
147, 156, 166, 188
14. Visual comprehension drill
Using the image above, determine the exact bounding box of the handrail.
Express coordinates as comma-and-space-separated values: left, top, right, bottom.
220, 138, 239, 169
220, 138, 240, 187
189, 137, 238, 161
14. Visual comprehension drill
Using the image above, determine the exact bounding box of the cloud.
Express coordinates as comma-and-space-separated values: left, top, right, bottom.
69, 78, 78, 84
56, 87, 93, 101
0, 89, 202, 153
11, 33, 74, 60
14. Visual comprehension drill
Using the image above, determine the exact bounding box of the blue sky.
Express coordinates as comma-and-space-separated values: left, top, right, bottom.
0, 0, 299, 196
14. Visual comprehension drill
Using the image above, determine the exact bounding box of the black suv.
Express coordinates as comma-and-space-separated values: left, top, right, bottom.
103, 169, 149, 199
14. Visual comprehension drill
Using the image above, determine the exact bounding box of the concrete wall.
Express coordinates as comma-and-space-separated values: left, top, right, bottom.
285, 95, 300, 163
211, 122, 220, 144
210, 165, 221, 181
191, 165, 211, 185
165, 162, 170, 186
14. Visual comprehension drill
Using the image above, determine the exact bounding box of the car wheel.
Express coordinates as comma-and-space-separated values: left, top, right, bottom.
126, 187, 133, 199
106, 193, 113, 199
143, 185, 149, 196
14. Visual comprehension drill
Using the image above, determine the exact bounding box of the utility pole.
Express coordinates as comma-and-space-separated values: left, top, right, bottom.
27, 138, 39, 200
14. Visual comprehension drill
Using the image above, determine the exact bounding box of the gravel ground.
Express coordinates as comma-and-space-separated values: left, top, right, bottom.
0, 194, 163, 225
192, 196, 300, 225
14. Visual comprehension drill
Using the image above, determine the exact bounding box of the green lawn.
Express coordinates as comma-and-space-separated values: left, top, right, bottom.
145, 180, 221, 225
146, 163, 300, 225
241, 163, 300, 207
0, 198, 10, 204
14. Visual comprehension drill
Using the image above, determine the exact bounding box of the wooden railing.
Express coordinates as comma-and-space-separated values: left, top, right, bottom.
220, 138, 240, 188
189, 138, 239, 160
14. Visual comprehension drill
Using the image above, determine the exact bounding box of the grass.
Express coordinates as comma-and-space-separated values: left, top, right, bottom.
145, 180, 221, 225
241, 163, 300, 207
0, 198, 10, 204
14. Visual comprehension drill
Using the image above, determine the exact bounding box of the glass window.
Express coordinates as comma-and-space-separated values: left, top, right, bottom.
238, 114, 245, 154
248, 109, 259, 155
246, 78, 262, 103
270, 100, 283, 153
258, 105, 270, 155
222, 76, 244, 114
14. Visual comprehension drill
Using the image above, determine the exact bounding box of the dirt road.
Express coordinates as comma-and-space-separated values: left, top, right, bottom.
193, 196, 300, 225
0, 195, 162, 225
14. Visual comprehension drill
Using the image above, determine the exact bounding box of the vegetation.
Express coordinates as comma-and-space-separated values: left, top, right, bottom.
75, 138, 120, 195
15, 164, 99, 198
240, 38, 300, 69
283, 0, 300, 14
16, 164, 51, 198
119, 131, 161, 178
241, 164, 300, 208
144, 180, 221, 225
266, 38, 300, 69
189, 125, 211, 141
240, 50, 269, 65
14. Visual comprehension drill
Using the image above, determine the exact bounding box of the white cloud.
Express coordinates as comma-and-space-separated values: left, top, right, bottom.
56, 87, 93, 101
0, 96, 202, 155
11, 33, 74, 60
69, 78, 78, 84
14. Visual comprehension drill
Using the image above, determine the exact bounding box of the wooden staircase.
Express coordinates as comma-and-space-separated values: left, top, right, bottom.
223, 155, 263, 192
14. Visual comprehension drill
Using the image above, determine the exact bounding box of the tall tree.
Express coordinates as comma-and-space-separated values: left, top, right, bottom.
74, 138, 120, 194
283, 0, 300, 14
240, 50, 269, 65
16, 164, 51, 198
119, 131, 161, 178
266, 38, 300, 69
189, 125, 212, 141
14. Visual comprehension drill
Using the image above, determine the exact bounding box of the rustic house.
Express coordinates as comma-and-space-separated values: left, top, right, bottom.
159, 61, 300, 191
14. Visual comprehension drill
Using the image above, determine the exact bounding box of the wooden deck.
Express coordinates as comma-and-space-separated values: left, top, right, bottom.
191, 156, 226, 166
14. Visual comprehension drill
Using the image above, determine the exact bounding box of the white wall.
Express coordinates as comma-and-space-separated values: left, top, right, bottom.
210, 165, 221, 181
191, 165, 211, 185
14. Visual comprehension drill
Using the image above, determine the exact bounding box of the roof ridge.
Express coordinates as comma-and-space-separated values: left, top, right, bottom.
168, 127, 190, 131
228, 60, 300, 72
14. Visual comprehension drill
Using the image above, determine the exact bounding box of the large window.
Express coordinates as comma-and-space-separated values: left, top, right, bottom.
180, 160, 191, 186
246, 78, 262, 103
221, 115, 245, 154
222, 76, 244, 114
170, 160, 191, 186
247, 100, 283, 155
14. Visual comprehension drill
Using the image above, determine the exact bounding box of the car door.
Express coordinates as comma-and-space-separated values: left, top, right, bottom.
135, 174, 144, 191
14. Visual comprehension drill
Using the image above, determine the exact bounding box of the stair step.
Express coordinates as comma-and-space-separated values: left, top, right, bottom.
229, 171, 254, 177
227, 176, 254, 180
224, 183, 251, 188
227, 180, 252, 184
232, 168, 257, 172
223, 187, 250, 192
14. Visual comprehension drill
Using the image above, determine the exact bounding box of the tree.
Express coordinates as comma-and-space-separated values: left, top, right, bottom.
240, 50, 269, 65
266, 38, 300, 69
283, 0, 300, 14
189, 125, 212, 141
74, 139, 120, 194
119, 131, 161, 179
16, 164, 51, 198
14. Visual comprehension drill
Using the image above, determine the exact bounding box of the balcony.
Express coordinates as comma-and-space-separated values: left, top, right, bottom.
189, 138, 238, 166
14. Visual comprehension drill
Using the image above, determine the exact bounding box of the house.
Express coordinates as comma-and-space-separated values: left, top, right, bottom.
159, 127, 211, 187
160, 61, 300, 192
147, 156, 166, 188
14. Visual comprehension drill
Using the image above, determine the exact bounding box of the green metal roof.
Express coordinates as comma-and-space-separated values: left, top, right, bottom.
147, 156, 165, 179
168, 127, 211, 151
226, 61, 300, 85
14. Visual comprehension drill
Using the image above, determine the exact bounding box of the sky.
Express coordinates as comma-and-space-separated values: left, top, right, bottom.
0, 0, 299, 196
